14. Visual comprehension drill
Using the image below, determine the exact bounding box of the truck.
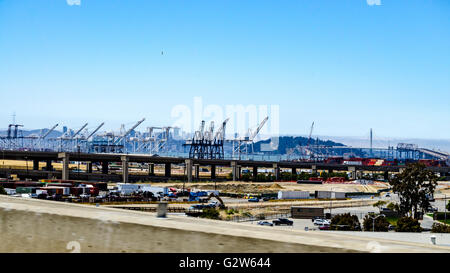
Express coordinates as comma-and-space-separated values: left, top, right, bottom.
277, 191, 309, 200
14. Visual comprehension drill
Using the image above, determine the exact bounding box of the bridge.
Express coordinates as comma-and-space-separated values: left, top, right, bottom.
1, 150, 449, 182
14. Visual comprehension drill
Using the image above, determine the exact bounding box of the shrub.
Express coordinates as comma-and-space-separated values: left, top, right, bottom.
199, 208, 220, 220
241, 173, 251, 182
362, 214, 389, 232
226, 208, 238, 215
0, 185, 6, 195
433, 212, 450, 220
330, 213, 361, 231
395, 217, 422, 232
255, 214, 266, 220
431, 223, 450, 233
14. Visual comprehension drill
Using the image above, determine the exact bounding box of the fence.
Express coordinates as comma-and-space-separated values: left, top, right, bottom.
227, 212, 291, 222
111, 206, 188, 213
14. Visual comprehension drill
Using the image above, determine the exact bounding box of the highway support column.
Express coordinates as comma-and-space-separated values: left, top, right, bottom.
121, 156, 128, 183
211, 165, 216, 179
87, 162, 93, 173
291, 168, 297, 175
194, 164, 200, 180
33, 160, 39, 171
185, 159, 193, 182
101, 161, 109, 174
273, 164, 280, 180
165, 163, 171, 178
58, 152, 69, 180
148, 163, 155, 176
253, 166, 258, 181
45, 160, 53, 171
231, 161, 239, 181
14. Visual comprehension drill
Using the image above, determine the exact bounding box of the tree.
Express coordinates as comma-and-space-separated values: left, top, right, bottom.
330, 213, 361, 231
0, 185, 6, 195
372, 200, 387, 210
386, 202, 399, 212
447, 200, 450, 212
363, 214, 389, 232
389, 163, 437, 219
395, 217, 422, 232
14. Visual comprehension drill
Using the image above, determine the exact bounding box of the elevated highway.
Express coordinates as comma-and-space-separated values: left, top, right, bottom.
1, 150, 449, 182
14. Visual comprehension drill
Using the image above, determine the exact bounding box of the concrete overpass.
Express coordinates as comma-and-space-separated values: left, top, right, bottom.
1, 150, 449, 182
1, 195, 449, 253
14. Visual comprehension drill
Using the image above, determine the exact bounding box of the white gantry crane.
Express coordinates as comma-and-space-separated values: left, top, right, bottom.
233, 116, 269, 159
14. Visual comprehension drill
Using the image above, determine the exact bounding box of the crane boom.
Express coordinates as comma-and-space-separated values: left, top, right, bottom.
213, 118, 229, 141
249, 116, 268, 141
114, 118, 145, 144
307, 122, 314, 147
40, 124, 58, 139
86, 122, 105, 140
71, 123, 88, 139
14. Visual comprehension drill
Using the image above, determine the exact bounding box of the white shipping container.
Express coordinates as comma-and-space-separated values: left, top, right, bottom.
141, 186, 168, 196
117, 183, 140, 195
36, 189, 48, 195
4, 188, 16, 195
332, 192, 346, 199
316, 191, 332, 199
278, 191, 310, 199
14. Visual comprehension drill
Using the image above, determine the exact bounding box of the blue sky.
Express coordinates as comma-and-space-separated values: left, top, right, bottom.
0, 0, 449, 140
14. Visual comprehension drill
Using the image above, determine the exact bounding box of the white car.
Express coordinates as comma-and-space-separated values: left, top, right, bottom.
257, 221, 274, 226
313, 219, 330, 226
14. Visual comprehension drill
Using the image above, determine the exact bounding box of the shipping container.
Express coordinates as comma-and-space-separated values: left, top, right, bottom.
332, 192, 346, 199
291, 207, 324, 219
278, 191, 310, 199
315, 191, 332, 199
141, 186, 168, 197
4, 188, 16, 195
117, 183, 140, 195
315, 191, 346, 199
16, 187, 36, 194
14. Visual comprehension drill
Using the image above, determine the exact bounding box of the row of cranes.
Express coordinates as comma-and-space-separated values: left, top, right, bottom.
1, 116, 270, 159
184, 116, 269, 160
0, 118, 177, 154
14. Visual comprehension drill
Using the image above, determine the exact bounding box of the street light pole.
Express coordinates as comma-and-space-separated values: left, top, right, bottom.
369, 214, 384, 232
445, 194, 447, 222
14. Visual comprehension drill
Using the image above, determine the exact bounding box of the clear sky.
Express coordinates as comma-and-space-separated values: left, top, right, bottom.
0, 0, 449, 139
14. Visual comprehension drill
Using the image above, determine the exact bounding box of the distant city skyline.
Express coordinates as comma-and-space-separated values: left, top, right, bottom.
1, 1, 449, 140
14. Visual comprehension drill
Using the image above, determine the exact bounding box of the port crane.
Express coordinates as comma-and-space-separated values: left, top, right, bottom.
233, 116, 269, 160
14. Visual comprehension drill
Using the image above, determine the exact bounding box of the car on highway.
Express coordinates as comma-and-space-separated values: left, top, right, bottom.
272, 218, 293, 226
427, 206, 438, 213
248, 197, 260, 202
188, 204, 206, 211
388, 224, 395, 231
257, 221, 273, 226
313, 219, 331, 226
318, 224, 330, 230
385, 193, 391, 197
